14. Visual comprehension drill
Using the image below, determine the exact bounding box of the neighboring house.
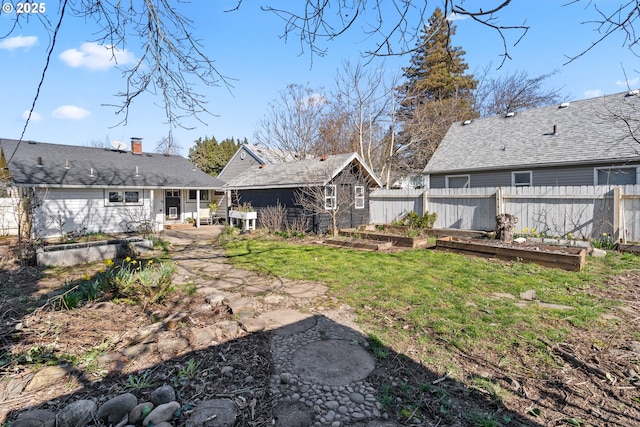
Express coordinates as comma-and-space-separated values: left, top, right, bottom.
216, 144, 296, 220
0, 137, 223, 238
390, 174, 425, 190
424, 91, 640, 188
223, 152, 383, 233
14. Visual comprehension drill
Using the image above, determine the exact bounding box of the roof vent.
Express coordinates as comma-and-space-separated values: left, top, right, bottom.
64, 159, 70, 169
559, 102, 570, 108
627, 89, 639, 96
462, 120, 472, 125
37, 156, 43, 167
505, 112, 515, 118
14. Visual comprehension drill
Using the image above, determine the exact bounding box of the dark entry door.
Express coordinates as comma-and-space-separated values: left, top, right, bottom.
165, 190, 181, 220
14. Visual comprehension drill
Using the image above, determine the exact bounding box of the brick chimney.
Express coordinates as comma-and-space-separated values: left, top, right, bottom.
131, 137, 143, 154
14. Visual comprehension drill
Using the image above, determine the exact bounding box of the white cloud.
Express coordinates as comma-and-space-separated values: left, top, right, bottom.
616, 77, 640, 88
0, 35, 38, 50
52, 105, 91, 120
584, 89, 603, 98
22, 110, 42, 122
59, 42, 136, 71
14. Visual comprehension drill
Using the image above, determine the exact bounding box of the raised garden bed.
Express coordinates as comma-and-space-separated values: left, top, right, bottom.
36, 238, 153, 267
436, 236, 587, 271
323, 238, 393, 251
339, 229, 430, 248
618, 243, 640, 254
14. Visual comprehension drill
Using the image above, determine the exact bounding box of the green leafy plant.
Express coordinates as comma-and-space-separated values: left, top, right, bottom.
591, 232, 616, 250
125, 371, 156, 391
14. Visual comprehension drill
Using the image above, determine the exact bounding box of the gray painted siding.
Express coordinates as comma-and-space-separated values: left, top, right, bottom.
430, 163, 638, 188
218, 151, 262, 182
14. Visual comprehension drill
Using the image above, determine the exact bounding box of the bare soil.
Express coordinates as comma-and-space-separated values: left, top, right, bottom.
1, 237, 640, 426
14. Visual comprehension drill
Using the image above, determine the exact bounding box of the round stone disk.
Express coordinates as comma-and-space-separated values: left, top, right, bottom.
292, 339, 375, 385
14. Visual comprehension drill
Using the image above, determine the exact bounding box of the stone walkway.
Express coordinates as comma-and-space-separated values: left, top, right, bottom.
162, 227, 400, 426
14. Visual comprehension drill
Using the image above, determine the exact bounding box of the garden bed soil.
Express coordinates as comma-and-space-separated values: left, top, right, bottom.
436, 236, 587, 271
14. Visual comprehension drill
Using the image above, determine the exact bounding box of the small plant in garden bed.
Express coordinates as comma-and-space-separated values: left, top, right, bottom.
48, 256, 176, 310
591, 232, 616, 250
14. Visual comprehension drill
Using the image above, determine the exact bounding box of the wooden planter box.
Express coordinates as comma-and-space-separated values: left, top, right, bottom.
339, 229, 430, 248
436, 236, 586, 271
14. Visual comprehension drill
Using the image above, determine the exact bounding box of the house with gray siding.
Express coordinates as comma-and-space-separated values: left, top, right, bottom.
0, 137, 223, 238
215, 144, 295, 220
424, 91, 640, 188
223, 152, 383, 233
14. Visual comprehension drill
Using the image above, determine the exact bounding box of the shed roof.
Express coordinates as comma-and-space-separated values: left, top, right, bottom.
424, 91, 640, 174
223, 152, 383, 190
0, 138, 224, 189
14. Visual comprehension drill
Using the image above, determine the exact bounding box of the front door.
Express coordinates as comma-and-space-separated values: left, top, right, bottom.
165, 189, 181, 220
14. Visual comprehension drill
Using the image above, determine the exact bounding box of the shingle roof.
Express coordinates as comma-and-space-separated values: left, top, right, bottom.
243, 144, 297, 163
424, 91, 640, 174
0, 138, 224, 189
223, 152, 383, 190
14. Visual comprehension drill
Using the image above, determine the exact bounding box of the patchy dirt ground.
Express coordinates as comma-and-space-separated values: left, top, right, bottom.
1, 236, 640, 426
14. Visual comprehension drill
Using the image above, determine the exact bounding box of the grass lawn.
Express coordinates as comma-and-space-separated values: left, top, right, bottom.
222, 235, 639, 375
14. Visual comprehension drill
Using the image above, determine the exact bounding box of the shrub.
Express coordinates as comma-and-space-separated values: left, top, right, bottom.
261, 202, 286, 232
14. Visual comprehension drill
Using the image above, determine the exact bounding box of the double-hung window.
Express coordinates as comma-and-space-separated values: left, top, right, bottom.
324, 185, 337, 210
354, 186, 365, 209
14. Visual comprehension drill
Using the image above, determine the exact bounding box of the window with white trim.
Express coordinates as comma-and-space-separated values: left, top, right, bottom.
512, 171, 532, 187
595, 166, 638, 185
106, 190, 142, 206
354, 186, 365, 209
324, 185, 337, 210
166, 190, 179, 198
188, 189, 210, 201
445, 175, 470, 188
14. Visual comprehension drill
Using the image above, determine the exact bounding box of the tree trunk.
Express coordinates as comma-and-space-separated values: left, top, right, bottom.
496, 213, 518, 242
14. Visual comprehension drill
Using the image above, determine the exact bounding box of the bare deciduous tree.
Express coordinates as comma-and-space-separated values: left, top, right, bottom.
328, 60, 396, 172
473, 68, 564, 117
254, 83, 328, 160
155, 131, 183, 156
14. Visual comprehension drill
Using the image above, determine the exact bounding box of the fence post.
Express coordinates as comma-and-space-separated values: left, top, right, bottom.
613, 186, 621, 243
422, 189, 428, 217
495, 187, 503, 216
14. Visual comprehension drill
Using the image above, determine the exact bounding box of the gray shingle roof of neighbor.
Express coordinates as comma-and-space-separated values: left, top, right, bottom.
423, 91, 640, 174
0, 138, 224, 189
243, 144, 298, 163
223, 152, 383, 190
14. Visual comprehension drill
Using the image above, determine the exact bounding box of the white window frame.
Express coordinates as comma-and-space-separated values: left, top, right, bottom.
324, 185, 337, 210
594, 166, 639, 185
105, 189, 143, 206
445, 174, 470, 189
188, 189, 210, 201
354, 186, 365, 209
166, 189, 179, 198
512, 171, 532, 187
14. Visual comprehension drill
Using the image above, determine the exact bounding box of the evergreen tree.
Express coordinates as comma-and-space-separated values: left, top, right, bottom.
188, 136, 244, 176
395, 8, 477, 172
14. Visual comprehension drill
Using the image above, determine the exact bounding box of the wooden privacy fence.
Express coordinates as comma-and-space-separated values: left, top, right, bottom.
370, 185, 640, 242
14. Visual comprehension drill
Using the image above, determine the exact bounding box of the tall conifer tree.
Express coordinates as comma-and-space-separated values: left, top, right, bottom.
395, 8, 477, 172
